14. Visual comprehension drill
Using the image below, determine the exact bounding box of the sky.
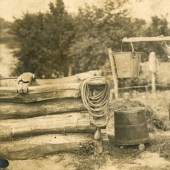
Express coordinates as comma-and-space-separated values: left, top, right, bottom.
0, 0, 102, 22
0, 0, 170, 22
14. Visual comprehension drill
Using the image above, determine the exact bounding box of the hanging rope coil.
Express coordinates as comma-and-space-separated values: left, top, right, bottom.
80, 76, 110, 118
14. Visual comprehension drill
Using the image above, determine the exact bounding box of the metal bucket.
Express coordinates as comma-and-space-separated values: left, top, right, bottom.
114, 107, 149, 145
113, 52, 141, 78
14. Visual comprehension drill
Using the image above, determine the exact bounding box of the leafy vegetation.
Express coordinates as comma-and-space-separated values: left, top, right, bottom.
0, 18, 12, 44
9, 0, 74, 77
1, 0, 170, 77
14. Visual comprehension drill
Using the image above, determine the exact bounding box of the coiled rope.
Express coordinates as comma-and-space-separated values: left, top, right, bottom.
80, 76, 110, 127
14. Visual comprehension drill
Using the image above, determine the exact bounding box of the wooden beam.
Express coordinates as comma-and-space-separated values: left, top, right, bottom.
0, 112, 96, 140
0, 83, 81, 103
0, 90, 80, 103
0, 133, 94, 160
0, 133, 108, 160
0, 83, 79, 92
148, 52, 158, 94
0, 71, 101, 87
0, 98, 86, 119
108, 48, 118, 99
151, 72, 156, 93
122, 36, 170, 42
29, 83, 80, 93
36, 76, 80, 85
0, 76, 80, 87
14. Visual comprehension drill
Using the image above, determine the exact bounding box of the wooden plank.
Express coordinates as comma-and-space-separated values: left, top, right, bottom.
0, 78, 17, 87
35, 71, 101, 85
0, 112, 96, 140
0, 133, 94, 160
0, 83, 81, 103
0, 98, 86, 119
148, 52, 158, 93
28, 83, 80, 93
0, 83, 79, 93
122, 36, 170, 42
0, 70, 101, 87
35, 76, 80, 85
0, 76, 80, 87
0, 90, 80, 103
28, 90, 79, 102
0, 86, 17, 92
108, 48, 118, 99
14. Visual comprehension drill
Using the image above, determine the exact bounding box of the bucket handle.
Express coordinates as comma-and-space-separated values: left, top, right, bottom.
121, 42, 136, 57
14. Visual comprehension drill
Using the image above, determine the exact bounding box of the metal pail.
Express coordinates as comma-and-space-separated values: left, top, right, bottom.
113, 52, 141, 78
114, 107, 149, 145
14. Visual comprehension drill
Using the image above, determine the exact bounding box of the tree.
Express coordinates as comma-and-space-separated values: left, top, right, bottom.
69, 0, 146, 74
10, 0, 74, 78
0, 18, 12, 44
140, 15, 170, 61
0, 18, 11, 33
10, 0, 169, 78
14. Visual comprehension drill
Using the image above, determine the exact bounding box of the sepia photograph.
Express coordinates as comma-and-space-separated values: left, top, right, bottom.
1, 0, 170, 169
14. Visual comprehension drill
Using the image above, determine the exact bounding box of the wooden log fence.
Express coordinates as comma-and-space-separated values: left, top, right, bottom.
0, 98, 86, 119
0, 83, 80, 103
0, 112, 96, 141
0, 75, 110, 159
0, 133, 94, 160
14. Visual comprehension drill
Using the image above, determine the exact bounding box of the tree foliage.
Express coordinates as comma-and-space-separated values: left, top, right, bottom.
0, 18, 11, 33
9, 0, 170, 77
10, 0, 74, 78
0, 18, 11, 44
145, 16, 170, 60
69, 0, 147, 74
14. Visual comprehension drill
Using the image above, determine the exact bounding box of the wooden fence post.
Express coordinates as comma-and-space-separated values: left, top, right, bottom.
148, 52, 159, 94
68, 66, 72, 77
107, 48, 118, 100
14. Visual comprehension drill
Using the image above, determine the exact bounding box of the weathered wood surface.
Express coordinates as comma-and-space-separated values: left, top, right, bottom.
0, 70, 102, 87
0, 133, 108, 160
0, 83, 80, 103
108, 48, 118, 99
0, 90, 80, 103
122, 36, 170, 42
0, 71, 103, 102
0, 133, 94, 160
0, 78, 17, 87
36, 76, 80, 85
148, 52, 158, 93
0, 83, 80, 93
0, 76, 80, 87
29, 83, 80, 93
0, 112, 96, 140
0, 98, 86, 119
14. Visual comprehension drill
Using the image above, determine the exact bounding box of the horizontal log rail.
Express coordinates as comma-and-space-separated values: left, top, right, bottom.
0, 98, 86, 119
122, 36, 170, 42
0, 112, 96, 141
0, 83, 81, 103
0, 133, 94, 160
118, 84, 170, 91
0, 132, 108, 160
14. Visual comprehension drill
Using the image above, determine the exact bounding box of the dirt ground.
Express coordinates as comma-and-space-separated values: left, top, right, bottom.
4, 90, 170, 170
7, 151, 170, 170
